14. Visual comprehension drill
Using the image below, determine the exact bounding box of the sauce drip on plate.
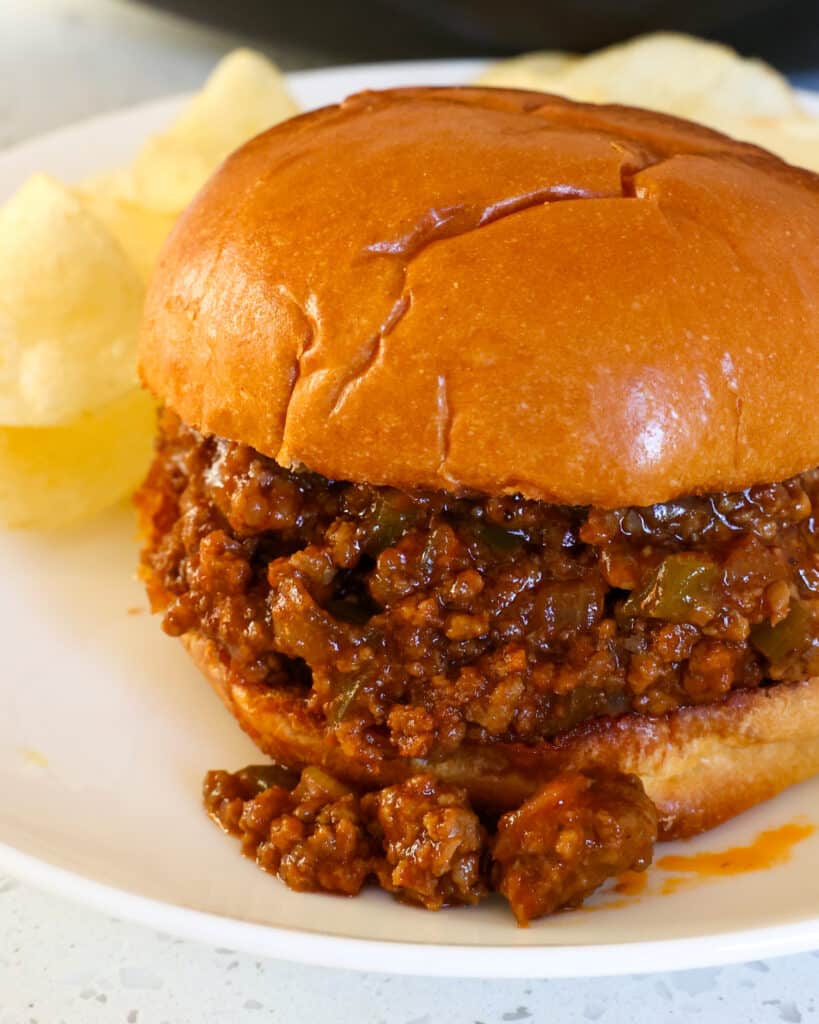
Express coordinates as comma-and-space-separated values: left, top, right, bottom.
583, 820, 815, 911
656, 822, 815, 896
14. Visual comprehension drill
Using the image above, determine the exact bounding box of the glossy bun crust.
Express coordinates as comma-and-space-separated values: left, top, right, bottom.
140, 86, 819, 508
185, 632, 819, 839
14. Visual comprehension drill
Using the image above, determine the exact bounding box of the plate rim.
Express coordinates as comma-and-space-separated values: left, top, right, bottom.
0, 59, 488, 174
0, 58, 815, 172
2, 57, 819, 977
3, 835, 819, 978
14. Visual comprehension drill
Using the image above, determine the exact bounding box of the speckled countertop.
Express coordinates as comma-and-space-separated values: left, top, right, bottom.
2, 877, 818, 1023
2, 2, 819, 1021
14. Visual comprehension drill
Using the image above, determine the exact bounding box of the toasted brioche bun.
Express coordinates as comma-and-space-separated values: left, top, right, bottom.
184, 632, 819, 839
140, 86, 819, 508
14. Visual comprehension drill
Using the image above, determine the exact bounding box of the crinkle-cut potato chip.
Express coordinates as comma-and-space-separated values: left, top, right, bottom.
475, 50, 576, 89
476, 33, 799, 122
0, 387, 156, 529
130, 48, 300, 213
77, 186, 177, 283
0, 174, 143, 427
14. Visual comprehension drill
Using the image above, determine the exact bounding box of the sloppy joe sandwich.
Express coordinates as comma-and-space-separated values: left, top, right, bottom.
136, 86, 819, 923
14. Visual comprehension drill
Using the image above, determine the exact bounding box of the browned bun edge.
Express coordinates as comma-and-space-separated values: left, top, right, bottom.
184, 632, 819, 840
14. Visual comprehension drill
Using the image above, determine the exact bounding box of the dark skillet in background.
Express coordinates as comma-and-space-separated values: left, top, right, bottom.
138, 0, 819, 73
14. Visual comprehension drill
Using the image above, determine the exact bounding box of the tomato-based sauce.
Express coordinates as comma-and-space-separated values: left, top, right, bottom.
613, 869, 650, 897
138, 411, 819, 766
579, 821, 815, 911
138, 410, 819, 921
203, 762, 656, 923
657, 822, 815, 895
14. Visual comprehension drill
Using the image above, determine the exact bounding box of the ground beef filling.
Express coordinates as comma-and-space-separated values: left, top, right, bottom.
491, 772, 658, 925
203, 765, 656, 923
364, 774, 487, 909
138, 411, 819, 764
204, 764, 381, 896
144, 411, 816, 919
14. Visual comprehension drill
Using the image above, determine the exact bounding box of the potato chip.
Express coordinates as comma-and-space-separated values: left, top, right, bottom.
80, 166, 135, 201
77, 186, 177, 282
131, 48, 300, 213
707, 113, 819, 173
550, 34, 798, 120
0, 174, 143, 427
477, 34, 800, 123
0, 387, 156, 529
475, 34, 819, 172
475, 51, 575, 89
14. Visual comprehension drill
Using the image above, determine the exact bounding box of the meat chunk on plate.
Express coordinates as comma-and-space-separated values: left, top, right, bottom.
491, 771, 658, 925
363, 774, 488, 909
204, 764, 381, 895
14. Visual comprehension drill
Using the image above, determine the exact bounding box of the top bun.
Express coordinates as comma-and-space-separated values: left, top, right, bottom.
139, 86, 819, 508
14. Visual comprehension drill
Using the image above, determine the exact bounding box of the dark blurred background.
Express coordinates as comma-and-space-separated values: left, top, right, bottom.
142, 0, 819, 72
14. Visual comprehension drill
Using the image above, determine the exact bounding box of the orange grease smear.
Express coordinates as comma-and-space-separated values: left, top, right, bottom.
580, 821, 814, 912
578, 870, 650, 912
613, 870, 649, 897
657, 822, 815, 896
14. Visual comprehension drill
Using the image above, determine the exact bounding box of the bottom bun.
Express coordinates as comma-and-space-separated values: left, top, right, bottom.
184, 632, 819, 840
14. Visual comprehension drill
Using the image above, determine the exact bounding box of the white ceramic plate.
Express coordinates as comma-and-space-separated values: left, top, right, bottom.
2, 60, 819, 979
